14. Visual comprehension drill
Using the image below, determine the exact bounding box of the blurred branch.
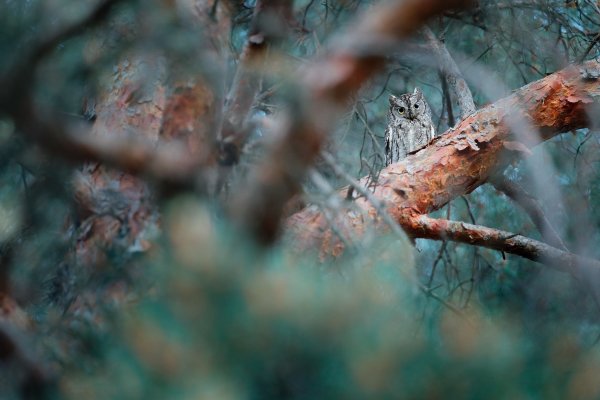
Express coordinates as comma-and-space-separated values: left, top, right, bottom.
14, 107, 206, 188
233, 0, 473, 244
0, 0, 213, 192
439, 70, 455, 126
0, 0, 125, 112
219, 0, 292, 166
579, 31, 600, 62
423, 26, 476, 119
490, 177, 569, 251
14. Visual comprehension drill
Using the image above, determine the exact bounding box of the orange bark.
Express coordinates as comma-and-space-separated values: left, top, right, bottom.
73, 0, 228, 266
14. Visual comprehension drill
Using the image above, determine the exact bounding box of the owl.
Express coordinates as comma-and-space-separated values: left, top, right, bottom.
384, 87, 436, 166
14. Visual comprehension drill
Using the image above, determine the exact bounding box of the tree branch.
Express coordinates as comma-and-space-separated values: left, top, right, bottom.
0, 2, 205, 187
320, 152, 407, 240
423, 26, 476, 119
439, 70, 456, 126
218, 0, 292, 165
0, 0, 125, 112
13, 106, 207, 188
403, 215, 600, 274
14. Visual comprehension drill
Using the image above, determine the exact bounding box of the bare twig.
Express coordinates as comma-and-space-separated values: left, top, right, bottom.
579, 32, 600, 62
439, 70, 456, 126
321, 152, 406, 240
423, 26, 476, 119
427, 241, 448, 287
419, 284, 468, 318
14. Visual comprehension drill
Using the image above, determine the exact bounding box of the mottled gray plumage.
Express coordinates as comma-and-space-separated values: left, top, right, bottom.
384, 88, 436, 166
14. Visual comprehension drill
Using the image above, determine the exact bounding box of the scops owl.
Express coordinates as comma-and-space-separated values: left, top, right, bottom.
384, 87, 436, 166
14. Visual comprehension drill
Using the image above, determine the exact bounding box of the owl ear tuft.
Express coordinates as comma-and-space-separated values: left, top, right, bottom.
413, 87, 423, 97
389, 94, 400, 106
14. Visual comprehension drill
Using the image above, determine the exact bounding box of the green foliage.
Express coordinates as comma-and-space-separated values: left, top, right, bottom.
53, 198, 600, 399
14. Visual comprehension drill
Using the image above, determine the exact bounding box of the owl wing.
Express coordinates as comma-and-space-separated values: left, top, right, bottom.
385, 116, 412, 165
384, 127, 392, 166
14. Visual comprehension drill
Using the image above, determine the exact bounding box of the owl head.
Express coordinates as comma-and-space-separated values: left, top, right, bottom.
389, 87, 426, 121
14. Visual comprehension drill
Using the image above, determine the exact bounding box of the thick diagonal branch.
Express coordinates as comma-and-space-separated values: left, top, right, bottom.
287, 60, 600, 266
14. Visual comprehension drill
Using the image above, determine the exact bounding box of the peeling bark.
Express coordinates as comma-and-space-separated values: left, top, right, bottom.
72, 0, 230, 267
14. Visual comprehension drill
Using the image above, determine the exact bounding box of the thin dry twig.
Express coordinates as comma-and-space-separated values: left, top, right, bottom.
321, 151, 406, 239
423, 26, 476, 119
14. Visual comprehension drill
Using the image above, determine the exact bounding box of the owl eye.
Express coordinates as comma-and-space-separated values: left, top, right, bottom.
414, 104, 419, 109
397, 107, 405, 114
